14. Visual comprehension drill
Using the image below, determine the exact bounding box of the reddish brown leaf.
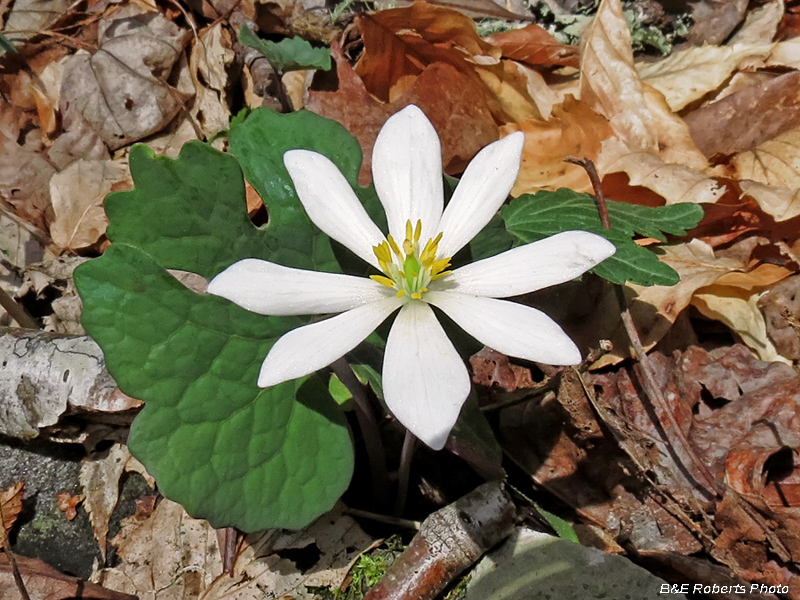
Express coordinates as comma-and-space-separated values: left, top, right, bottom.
0, 554, 137, 600
485, 23, 580, 68
469, 347, 537, 392
0, 481, 24, 543
56, 492, 83, 521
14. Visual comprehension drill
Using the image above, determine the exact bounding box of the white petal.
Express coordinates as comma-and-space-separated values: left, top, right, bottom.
427, 291, 582, 365
437, 132, 525, 257
258, 296, 404, 387
445, 231, 616, 297
372, 106, 444, 244
383, 301, 471, 450
284, 150, 384, 268
207, 259, 390, 315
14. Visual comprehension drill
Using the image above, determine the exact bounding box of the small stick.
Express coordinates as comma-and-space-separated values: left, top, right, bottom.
564, 156, 611, 229
0, 507, 31, 600
0, 287, 39, 329
345, 508, 421, 530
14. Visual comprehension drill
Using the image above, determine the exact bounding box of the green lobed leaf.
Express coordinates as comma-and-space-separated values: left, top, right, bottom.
229, 108, 379, 274
76, 244, 354, 531
105, 143, 282, 279
0, 33, 16, 54
239, 26, 331, 73
501, 189, 704, 286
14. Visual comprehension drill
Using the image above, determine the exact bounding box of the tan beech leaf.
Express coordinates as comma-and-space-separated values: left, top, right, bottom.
0, 480, 24, 542
595, 137, 725, 205
739, 180, 800, 221
59, 9, 191, 151
501, 96, 612, 195
580, 0, 653, 152
732, 126, 800, 189
636, 44, 773, 112
93, 498, 223, 599
80, 443, 139, 562
693, 288, 789, 364
49, 158, 129, 250
728, 0, 784, 45
188, 23, 234, 139
768, 38, 800, 68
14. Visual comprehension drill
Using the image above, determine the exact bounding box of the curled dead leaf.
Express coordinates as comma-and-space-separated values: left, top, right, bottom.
0, 480, 24, 543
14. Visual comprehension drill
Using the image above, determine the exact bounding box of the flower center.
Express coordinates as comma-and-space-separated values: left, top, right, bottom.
371, 220, 451, 300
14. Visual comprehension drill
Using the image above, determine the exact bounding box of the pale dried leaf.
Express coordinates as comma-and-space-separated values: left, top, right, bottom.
595, 137, 725, 204
728, 0, 784, 45
580, 0, 653, 151
740, 180, 800, 221
189, 23, 234, 139
59, 10, 191, 151
732, 126, 800, 189
0, 480, 24, 543
93, 498, 222, 600
49, 158, 129, 250
80, 443, 135, 562
0, 131, 57, 231
636, 44, 773, 112
3, 0, 71, 43
693, 289, 789, 364
202, 504, 374, 600
768, 39, 800, 68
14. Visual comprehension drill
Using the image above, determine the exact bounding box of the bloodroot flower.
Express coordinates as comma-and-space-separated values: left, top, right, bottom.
208, 105, 615, 450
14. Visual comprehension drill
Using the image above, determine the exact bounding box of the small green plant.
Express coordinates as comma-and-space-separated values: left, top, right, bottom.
334, 535, 406, 600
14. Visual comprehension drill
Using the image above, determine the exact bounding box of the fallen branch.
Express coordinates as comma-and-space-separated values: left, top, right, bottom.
362, 481, 516, 600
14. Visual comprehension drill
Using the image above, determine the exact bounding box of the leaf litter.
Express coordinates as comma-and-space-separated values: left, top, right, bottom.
3, 0, 800, 596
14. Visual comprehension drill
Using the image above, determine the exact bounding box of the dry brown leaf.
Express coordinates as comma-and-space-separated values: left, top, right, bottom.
501, 95, 612, 196
485, 23, 580, 68
56, 491, 84, 521
93, 498, 223, 600
308, 45, 498, 183
595, 137, 725, 205
760, 274, 800, 360
188, 23, 234, 139
740, 180, 800, 222
732, 125, 800, 189
474, 59, 545, 122
49, 158, 129, 250
2, 554, 137, 600
728, 0, 784, 45
0, 129, 57, 232
636, 44, 773, 112
59, 9, 191, 151
3, 0, 71, 44
354, 3, 499, 104
202, 504, 374, 600
685, 71, 800, 159
0, 481, 24, 543
80, 443, 151, 562
687, 0, 748, 45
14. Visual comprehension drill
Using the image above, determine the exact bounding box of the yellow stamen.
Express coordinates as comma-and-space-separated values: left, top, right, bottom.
387, 235, 402, 257
396, 290, 406, 298
370, 275, 395, 288
410, 292, 422, 299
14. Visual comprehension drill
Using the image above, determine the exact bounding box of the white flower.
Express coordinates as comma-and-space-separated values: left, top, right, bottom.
208, 105, 615, 450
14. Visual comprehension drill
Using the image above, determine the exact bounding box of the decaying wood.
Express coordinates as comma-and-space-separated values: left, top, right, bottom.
363, 481, 516, 600
0, 328, 140, 439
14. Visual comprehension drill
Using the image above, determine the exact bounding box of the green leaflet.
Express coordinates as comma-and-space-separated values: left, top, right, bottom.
501, 189, 704, 286
76, 245, 353, 531
239, 26, 332, 72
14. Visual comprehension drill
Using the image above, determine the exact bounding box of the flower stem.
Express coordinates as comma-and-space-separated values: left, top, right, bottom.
394, 431, 416, 516
331, 358, 390, 509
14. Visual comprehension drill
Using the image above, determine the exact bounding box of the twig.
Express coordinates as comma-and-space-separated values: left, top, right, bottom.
363, 482, 516, 600
0, 507, 32, 600
564, 156, 611, 229
345, 508, 421, 530
393, 431, 416, 516
331, 359, 390, 509
0, 286, 38, 329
